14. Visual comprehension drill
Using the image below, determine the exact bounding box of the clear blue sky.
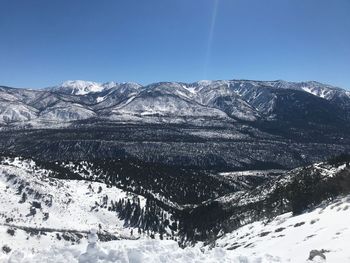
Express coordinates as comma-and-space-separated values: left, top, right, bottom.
0, 0, 349, 89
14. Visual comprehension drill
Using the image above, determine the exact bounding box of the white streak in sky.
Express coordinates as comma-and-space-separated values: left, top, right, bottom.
204, 0, 219, 78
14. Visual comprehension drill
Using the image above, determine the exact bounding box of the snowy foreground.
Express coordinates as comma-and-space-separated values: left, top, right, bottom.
1, 194, 350, 262
0, 232, 284, 263
1, 237, 256, 263
1, 157, 349, 262
214, 194, 350, 263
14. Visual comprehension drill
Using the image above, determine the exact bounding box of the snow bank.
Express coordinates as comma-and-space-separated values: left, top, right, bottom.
1, 236, 270, 263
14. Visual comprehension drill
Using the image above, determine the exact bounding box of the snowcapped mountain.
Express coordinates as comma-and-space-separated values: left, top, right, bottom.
1, 79, 350, 172
50, 80, 110, 95
190, 81, 261, 121
227, 79, 348, 100
107, 85, 228, 119
49, 80, 142, 97
0, 79, 349, 127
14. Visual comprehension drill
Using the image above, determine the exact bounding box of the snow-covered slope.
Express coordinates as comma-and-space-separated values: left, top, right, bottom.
1, 194, 349, 262
214, 194, 350, 262
109, 93, 228, 119
0, 101, 38, 124
0, 156, 183, 256
49, 80, 141, 97
0, 157, 148, 249
0, 155, 349, 262
93, 82, 142, 109
0, 158, 145, 235
191, 81, 261, 121
228, 79, 347, 101
50, 80, 108, 95
38, 101, 96, 121
0, 237, 267, 263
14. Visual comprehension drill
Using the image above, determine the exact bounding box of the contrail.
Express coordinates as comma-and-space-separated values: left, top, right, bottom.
204, 0, 219, 78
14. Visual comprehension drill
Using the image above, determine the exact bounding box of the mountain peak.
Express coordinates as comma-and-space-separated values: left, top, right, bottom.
58, 80, 104, 95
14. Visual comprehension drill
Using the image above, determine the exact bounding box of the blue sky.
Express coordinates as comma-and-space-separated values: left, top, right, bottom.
0, 0, 349, 89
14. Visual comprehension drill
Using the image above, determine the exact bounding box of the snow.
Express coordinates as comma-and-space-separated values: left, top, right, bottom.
39, 102, 96, 121
196, 80, 213, 86
110, 94, 228, 119
96, 96, 105, 103
0, 102, 38, 124
110, 96, 137, 110
0, 157, 349, 262
102, 82, 118, 90
1, 79, 349, 127
61, 80, 105, 95
62, 161, 185, 210
219, 170, 284, 177
301, 86, 331, 99
0, 157, 146, 243
182, 85, 197, 94
5, 193, 350, 263
1, 235, 268, 263
187, 130, 247, 140
214, 194, 350, 262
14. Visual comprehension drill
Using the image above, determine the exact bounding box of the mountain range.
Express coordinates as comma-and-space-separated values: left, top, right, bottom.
1, 79, 349, 126
1, 79, 350, 171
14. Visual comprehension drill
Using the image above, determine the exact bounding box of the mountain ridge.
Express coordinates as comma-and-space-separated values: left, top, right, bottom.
1, 79, 350, 171
1, 79, 349, 126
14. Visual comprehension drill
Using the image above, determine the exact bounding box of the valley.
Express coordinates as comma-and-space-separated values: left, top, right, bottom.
1, 79, 350, 262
